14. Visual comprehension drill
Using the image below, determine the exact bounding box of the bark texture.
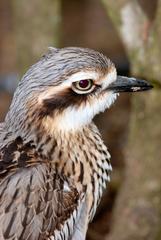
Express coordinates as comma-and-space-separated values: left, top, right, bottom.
102, 0, 161, 239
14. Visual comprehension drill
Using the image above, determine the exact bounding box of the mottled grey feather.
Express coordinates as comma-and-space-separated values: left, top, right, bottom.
0, 163, 82, 240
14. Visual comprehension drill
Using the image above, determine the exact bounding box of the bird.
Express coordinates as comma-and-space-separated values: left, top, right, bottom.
0, 47, 152, 240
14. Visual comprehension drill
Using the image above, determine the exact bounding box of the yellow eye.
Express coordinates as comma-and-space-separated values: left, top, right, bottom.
72, 79, 95, 94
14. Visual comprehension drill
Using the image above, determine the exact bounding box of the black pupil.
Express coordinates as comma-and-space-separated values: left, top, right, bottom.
79, 80, 90, 88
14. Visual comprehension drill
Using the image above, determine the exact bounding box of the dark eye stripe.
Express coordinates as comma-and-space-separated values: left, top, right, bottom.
39, 84, 102, 118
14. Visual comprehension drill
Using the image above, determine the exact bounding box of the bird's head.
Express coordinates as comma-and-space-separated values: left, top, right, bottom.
5, 47, 152, 138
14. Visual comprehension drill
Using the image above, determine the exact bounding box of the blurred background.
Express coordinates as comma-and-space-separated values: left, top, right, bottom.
0, 0, 161, 239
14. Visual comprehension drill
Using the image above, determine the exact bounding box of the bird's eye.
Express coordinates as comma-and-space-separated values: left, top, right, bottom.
72, 79, 95, 94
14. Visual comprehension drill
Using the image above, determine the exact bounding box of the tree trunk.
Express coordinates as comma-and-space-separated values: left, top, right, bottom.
102, 0, 161, 239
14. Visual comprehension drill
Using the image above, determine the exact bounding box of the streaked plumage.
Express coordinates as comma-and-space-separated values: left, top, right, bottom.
0, 47, 152, 240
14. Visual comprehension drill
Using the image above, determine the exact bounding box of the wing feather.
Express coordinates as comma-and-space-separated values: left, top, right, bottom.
0, 163, 83, 240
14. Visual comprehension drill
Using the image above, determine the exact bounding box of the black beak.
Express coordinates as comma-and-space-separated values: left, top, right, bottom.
107, 76, 153, 93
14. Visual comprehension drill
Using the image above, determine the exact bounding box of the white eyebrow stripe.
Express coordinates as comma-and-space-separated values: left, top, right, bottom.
101, 68, 117, 90
64, 71, 99, 85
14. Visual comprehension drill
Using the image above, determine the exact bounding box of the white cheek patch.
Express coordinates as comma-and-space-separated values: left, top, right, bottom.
51, 92, 119, 132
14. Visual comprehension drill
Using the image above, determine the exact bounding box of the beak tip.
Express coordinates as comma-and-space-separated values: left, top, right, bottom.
130, 81, 153, 92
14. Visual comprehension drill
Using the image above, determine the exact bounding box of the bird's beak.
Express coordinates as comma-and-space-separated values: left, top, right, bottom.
107, 76, 153, 93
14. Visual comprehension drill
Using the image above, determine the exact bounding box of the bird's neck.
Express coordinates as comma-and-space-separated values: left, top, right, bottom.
37, 122, 111, 220
32, 121, 111, 220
